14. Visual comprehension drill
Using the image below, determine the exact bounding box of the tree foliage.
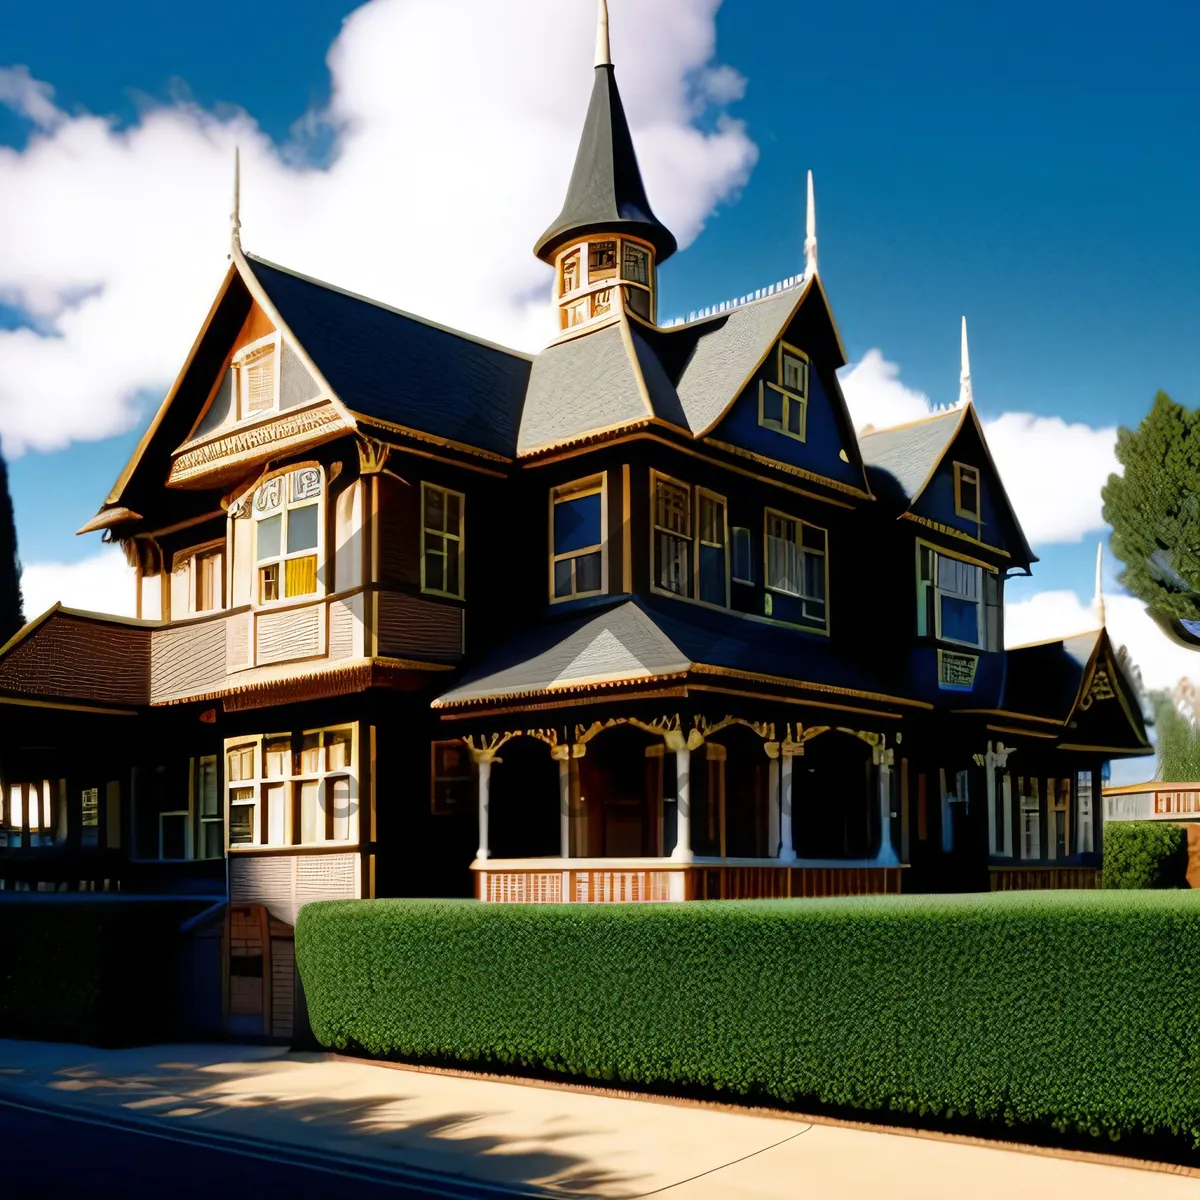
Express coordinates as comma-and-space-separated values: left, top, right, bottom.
0, 451, 22, 641
1152, 693, 1200, 782
1102, 392, 1200, 620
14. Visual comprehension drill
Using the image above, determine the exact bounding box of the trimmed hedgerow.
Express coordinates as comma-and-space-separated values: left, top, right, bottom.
1104, 821, 1189, 889
296, 892, 1200, 1145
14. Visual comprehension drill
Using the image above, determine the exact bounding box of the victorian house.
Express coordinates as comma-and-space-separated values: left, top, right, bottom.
0, 2, 1148, 1034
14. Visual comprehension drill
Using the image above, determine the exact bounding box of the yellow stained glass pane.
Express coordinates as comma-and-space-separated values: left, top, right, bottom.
285, 555, 317, 597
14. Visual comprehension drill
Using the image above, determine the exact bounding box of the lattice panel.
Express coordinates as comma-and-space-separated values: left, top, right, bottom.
485, 872, 562, 903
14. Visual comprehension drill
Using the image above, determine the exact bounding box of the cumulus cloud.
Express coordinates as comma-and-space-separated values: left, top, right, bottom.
839, 350, 1119, 546
0, 0, 757, 455
21, 549, 137, 619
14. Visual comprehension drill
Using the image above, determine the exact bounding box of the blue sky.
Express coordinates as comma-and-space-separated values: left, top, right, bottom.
1, 0, 1197, 715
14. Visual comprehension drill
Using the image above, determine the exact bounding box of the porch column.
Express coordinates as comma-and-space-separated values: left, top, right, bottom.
873, 736, 900, 867
778, 748, 796, 864
765, 742, 780, 857
666, 730, 696, 863
473, 754, 494, 861
973, 740, 1015, 858
551, 743, 579, 859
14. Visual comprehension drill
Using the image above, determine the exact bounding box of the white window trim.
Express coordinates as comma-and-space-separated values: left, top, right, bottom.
549, 474, 608, 603
232, 333, 282, 421
420, 482, 466, 600
252, 466, 326, 609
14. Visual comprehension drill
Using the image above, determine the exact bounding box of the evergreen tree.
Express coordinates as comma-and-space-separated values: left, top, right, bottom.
1102, 392, 1200, 619
0, 452, 24, 642
1152, 693, 1200, 782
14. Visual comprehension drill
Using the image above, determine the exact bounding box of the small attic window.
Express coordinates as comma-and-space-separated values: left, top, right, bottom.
954, 463, 981, 521
234, 335, 280, 419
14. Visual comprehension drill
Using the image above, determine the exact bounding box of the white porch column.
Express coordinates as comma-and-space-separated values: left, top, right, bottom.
974, 741, 1015, 859
553, 745, 571, 858
779, 749, 796, 864
873, 737, 900, 867
475, 756, 493, 861
1002, 771, 1014, 859
672, 746, 693, 862
766, 743, 781, 858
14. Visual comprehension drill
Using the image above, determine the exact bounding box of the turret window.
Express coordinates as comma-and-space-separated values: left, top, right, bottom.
622, 243, 649, 285
554, 237, 655, 331
588, 240, 617, 278
560, 251, 581, 296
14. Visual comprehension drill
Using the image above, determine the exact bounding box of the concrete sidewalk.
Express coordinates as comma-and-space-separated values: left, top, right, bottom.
0, 1040, 1193, 1199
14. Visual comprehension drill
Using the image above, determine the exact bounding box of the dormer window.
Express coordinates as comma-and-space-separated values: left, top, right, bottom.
955, 463, 981, 521
759, 343, 809, 442
234, 335, 281, 419
253, 466, 323, 604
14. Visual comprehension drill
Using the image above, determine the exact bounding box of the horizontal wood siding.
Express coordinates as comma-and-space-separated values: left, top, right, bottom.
376, 591, 462, 661
256, 605, 323, 665
989, 867, 1101, 891
328, 594, 360, 660
226, 610, 251, 672
0, 613, 150, 705
150, 618, 226, 703
229, 852, 360, 926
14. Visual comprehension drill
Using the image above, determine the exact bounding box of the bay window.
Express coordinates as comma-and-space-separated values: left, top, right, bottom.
253, 466, 323, 604
551, 475, 606, 601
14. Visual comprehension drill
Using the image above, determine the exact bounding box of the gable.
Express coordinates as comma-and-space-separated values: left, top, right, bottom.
705, 331, 868, 495
909, 413, 1033, 564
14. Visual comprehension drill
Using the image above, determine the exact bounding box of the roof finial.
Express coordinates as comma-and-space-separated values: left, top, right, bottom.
958, 315, 973, 406
230, 145, 242, 253
595, 0, 612, 68
1094, 541, 1107, 625
804, 170, 818, 280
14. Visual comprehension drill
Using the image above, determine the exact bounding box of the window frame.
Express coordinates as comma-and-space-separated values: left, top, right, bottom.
251, 465, 325, 609
420, 482, 466, 600
170, 540, 226, 620
555, 236, 655, 330
651, 470, 693, 598
232, 333, 282, 422
431, 740, 474, 816
696, 488, 730, 609
549, 473, 608, 603
916, 539, 987, 649
731, 526, 754, 586
757, 341, 809, 443
953, 462, 981, 522
0, 780, 55, 849
763, 507, 829, 632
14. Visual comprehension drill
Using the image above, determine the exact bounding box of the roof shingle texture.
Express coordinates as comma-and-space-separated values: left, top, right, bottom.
858, 410, 963, 501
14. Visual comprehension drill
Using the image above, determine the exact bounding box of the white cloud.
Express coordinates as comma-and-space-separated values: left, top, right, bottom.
0, 0, 757, 456
1005, 586, 1195, 697
21, 549, 136, 619
839, 350, 1119, 546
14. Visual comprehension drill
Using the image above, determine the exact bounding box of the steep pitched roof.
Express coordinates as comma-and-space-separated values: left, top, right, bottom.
247, 256, 532, 460
517, 318, 687, 455
858, 408, 965, 501
534, 63, 676, 264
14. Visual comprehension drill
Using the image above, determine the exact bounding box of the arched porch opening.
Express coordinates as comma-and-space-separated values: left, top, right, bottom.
488, 736, 559, 859
575, 724, 666, 858
694, 724, 771, 859
795, 730, 878, 859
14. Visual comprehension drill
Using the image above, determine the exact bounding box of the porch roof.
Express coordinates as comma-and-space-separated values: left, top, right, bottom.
432, 597, 925, 712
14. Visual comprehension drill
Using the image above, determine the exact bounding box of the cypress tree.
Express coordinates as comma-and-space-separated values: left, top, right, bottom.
0, 451, 24, 642
1101, 392, 1200, 619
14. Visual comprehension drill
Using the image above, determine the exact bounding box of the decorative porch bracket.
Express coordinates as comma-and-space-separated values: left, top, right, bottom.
464, 732, 519, 861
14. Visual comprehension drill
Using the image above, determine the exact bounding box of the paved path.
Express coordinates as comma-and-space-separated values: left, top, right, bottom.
0, 1040, 1193, 1199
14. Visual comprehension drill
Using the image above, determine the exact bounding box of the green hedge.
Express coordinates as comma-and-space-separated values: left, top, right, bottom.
0, 898, 191, 1045
297, 893, 1200, 1146
1104, 821, 1189, 888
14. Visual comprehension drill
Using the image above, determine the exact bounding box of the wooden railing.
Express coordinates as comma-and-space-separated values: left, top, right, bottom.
989, 866, 1101, 891
473, 858, 904, 904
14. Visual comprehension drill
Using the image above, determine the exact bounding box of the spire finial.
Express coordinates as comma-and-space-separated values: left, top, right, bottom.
804, 170, 818, 280
1094, 541, 1107, 625
595, 0, 612, 67
230, 145, 242, 253
958, 315, 973, 405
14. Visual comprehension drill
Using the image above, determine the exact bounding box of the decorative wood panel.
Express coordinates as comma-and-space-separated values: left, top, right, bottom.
328, 594, 360, 661
150, 618, 225, 704
989, 867, 1100, 892
573, 869, 672, 903
484, 871, 564, 903
376, 591, 462, 661
0, 613, 150, 706
226, 610, 251, 672
376, 475, 420, 588
256, 604, 323, 665
230, 852, 360, 926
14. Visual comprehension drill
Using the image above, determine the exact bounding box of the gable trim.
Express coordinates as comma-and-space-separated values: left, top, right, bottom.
1063, 630, 1149, 749
345, 411, 512, 464
900, 512, 1011, 559
704, 437, 873, 500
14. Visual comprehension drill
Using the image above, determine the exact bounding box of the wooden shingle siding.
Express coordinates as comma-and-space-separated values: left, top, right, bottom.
150, 618, 226, 703
230, 852, 360, 926
376, 591, 462, 661
0, 614, 150, 705
256, 605, 323, 665
327, 595, 360, 660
